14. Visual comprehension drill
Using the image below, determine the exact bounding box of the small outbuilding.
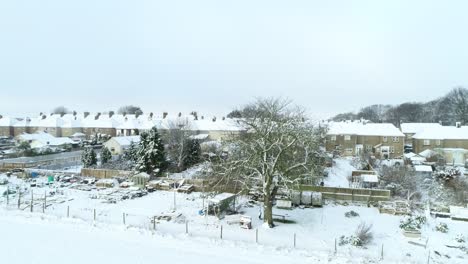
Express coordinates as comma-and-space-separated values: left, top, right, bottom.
132, 172, 150, 187
103, 136, 140, 155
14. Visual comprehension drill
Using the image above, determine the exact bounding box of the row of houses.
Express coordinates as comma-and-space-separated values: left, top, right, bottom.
325, 121, 468, 163
0, 113, 245, 141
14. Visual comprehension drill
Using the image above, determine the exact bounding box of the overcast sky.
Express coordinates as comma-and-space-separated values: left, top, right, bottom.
1, 0, 467, 118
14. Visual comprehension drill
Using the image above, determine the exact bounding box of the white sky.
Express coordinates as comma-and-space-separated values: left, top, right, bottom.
1, 0, 467, 118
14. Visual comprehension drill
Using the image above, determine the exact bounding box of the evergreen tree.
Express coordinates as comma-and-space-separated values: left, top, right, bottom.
81, 147, 97, 168
182, 139, 201, 167
135, 127, 166, 174
100, 147, 112, 165
123, 141, 138, 162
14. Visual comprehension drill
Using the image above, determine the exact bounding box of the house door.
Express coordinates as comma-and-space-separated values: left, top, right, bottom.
355, 145, 363, 156
381, 146, 390, 159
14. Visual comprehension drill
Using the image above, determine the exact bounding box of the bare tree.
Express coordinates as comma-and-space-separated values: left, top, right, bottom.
52, 106, 70, 115
165, 118, 196, 171
117, 105, 143, 115
448, 87, 468, 125
212, 98, 324, 227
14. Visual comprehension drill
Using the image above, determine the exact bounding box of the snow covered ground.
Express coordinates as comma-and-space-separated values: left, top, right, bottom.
1, 182, 467, 263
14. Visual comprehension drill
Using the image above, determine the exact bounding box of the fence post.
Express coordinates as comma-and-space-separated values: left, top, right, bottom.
123, 213, 126, 225
427, 251, 430, 264
30, 192, 33, 212
185, 221, 188, 234
6, 187, 9, 205
17, 190, 21, 209
93, 209, 96, 221
220, 225, 223, 240
67, 206, 70, 218
43, 191, 47, 213
294, 233, 296, 248
381, 244, 384, 260
334, 238, 337, 255
153, 216, 156, 230
256, 229, 258, 244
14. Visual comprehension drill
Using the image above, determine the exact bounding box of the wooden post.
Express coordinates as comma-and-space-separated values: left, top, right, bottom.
6, 187, 9, 205
153, 216, 156, 230
427, 251, 430, 264
43, 191, 47, 213
294, 233, 296, 248
17, 190, 21, 209
123, 213, 126, 225
334, 238, 337, 255
185, 221, 188, 234
67, 206, 70, 218
93, 209, 96, 221
256, 229, 258, 244
381, 244, 384, 260
30, 191, 33, 212
220, 225, 223, 240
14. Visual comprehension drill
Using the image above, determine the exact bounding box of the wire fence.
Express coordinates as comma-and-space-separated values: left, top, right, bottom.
0, 191, 433, 264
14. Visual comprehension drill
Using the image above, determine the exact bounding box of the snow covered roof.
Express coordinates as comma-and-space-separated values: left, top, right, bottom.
189, 134, 209, 140
327, 121, 404, 137
361, 174, 379, 183
413, 126, 468, 140
414, 165, 433, 172
17, 132, 74, 147
400, 123, 442, 134
107, 136, 140, 147
419, 149, 437, 158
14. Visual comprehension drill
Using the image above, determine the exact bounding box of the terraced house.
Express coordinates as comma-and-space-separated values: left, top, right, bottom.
325, 121, 405, 159
0, 113, 245, 141
412, 125, 468, 154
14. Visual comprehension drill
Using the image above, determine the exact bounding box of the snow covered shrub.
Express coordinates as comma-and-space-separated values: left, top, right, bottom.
434, 167, 461, 182
435, 223, 449, 233
338, 235, 350, 246
350, 235, 362, 247
399, 215, 426, 231
354, 222, 373, 246
455, 234, 466, 243
345, 210, 359, 218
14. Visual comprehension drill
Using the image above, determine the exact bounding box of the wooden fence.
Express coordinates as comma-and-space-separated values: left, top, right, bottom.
80, 168, 132, 179
299, 185, 391, 202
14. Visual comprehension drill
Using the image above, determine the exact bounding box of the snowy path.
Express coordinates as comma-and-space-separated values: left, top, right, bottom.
324, 158, 355, 187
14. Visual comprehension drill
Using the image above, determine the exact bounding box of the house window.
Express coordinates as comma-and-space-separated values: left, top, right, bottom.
390, 146, 395, 153
365, 145, 372, 152
345, 148, 353, 154
331, 135, 336, 141
392, 137, 399, 142
423, 140, 431, 146
383, 136, 388, 142
344, 135, 351, 141
436, 140, 441, 146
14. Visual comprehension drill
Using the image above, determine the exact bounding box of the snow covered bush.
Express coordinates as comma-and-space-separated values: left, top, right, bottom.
399, 215, 426, 231
455, 234, 466, 243
434, 167, 461, 182
355, 222, 373, 246
435, 222, 449, 233
345, 210, 359, 218
339, 222, 373, 247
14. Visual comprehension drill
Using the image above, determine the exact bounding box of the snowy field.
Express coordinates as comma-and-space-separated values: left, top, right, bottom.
1, 178, 467, 264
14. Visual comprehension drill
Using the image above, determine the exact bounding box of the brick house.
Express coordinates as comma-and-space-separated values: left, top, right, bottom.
325, 121, 405, 159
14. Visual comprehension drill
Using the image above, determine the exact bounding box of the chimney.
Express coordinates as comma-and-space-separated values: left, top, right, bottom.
42, 115, 47, 120
212, 116, 217, 122
163, 112, 168, 119
60, 112, 65, 118
222, 117, 226, 121
456, 122, 462, 128
84, 112, 90, 118
0, 115, 3, 119
178, 112, 182, 117
95, 113, 101, 120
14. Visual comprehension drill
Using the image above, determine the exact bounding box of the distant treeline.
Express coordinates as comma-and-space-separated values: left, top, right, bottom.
332, 87, 468, 126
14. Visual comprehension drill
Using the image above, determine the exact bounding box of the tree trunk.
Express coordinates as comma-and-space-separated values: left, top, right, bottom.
263, 186, 278, 228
